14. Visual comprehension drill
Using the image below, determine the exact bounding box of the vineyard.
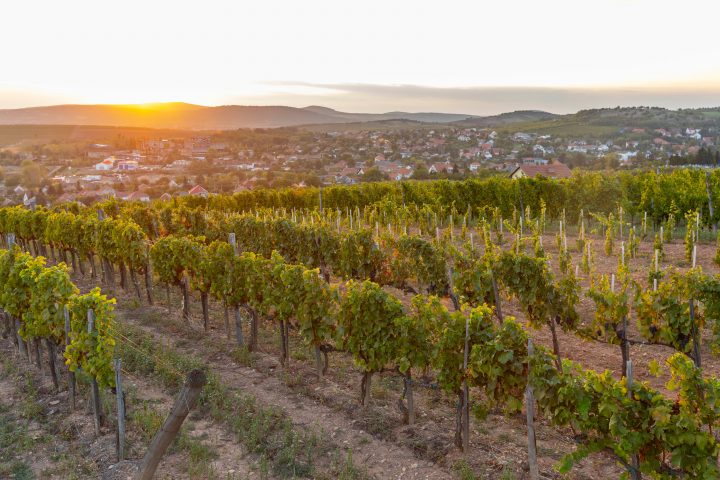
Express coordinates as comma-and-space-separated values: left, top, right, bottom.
1, 170, 720, 479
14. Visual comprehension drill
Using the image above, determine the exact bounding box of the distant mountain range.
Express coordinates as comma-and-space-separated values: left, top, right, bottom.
2, 103, 718, 135
0, 103, 480, 130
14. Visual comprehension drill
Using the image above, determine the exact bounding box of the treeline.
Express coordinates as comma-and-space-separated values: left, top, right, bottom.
669, 146, 720, 166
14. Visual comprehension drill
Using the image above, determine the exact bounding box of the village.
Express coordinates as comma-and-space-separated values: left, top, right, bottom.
1, 121, 718, 207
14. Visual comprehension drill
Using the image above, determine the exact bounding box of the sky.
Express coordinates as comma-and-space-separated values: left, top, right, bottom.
2, 0, 720, 115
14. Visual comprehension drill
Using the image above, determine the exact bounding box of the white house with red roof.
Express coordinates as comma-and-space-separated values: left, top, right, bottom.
188, 185, 209, 198
95, 156, 115, 171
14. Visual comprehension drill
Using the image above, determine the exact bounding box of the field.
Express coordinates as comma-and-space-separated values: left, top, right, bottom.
1, 174, 720, 479
1, 225, 717, 479
0, 124, 197, 148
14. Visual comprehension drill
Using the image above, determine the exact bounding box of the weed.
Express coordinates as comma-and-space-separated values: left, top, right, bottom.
19, 374, 43, 422
230, 346, 254, 367
500, 465, 517, 480
452, 459, 477, 480
0, 405, 36, 477
332, 450, 371, 480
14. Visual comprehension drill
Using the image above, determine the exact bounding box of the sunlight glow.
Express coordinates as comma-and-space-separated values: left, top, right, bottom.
2, 0, 720, 112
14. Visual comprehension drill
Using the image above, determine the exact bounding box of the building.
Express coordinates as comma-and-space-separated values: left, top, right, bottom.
124, 191, 150, 202
509, 162, 572, 180
117, 160, 139, 171
188, 185, 209, 198
95, 157, 115, 171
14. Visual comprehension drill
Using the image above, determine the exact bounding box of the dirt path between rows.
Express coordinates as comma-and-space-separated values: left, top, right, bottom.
118, 305, 454, 480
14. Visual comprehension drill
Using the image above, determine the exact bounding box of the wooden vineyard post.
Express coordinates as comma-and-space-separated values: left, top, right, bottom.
115, 358, 126, 462
223, 300, 231, 339
45, 338, 59, 391
491, 269, 503, 324
234, 306, 245, 347
14, 316, 28, 359
136, 369, 207, 480
64, 306, 76, 410
144, 254, 154, 306
526, 339, 539, 480
461, 316, 470, 453
88, 309, 102, 436
627, 360, 641, 480
690, 246, 701, 368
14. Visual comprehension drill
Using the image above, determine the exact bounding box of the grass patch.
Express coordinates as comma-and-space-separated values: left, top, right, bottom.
118, 322, 361, 479
0, 404, 36, 478
127, 396, 219, 479
230, 346, 254, 367
452, 459, 478, 480
330, 450, 372, 480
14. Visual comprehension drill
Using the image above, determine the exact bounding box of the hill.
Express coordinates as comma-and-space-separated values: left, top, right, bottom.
454, 110, 558, 127
479, 106, 720, 138
0, 103, 477, 130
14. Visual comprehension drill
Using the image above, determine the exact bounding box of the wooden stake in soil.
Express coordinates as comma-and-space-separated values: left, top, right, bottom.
491, 270, 503, 324
627, 360, 641, 480
14, 316, 28, 358
136, 369, 207, 480
526, 339, 539, 480
461, 316, 470, 453
114, 358, 126, 462
45, 338, 59, 391
234, 306, 245, 347
88, 309, 102, 436
64, 306, 76, 409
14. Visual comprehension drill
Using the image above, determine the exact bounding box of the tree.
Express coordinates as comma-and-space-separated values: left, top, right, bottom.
20, 160, 46, 189
361, 167, 388, 183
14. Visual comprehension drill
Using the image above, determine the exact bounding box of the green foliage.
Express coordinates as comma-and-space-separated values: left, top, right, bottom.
23, 263, 77, 344
336, 280, 404, 374
494, 251, 579, 333
585, 269, 631, 344
64, 288, 117, 388
468, 318, 528, 418
431, 304, 492, 396
294, 268, 337, 348
0, 249, 43, 321
396, 296, 441, 375
450, 246, 495, 309
635, 268, 703, 355
149, 235, 201, 286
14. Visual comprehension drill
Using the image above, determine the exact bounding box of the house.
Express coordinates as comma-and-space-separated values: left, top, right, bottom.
159, 193, 173, 202
509, 162, 572, 180
95, 157, 115, 171
56, 193, 79, 204
429, 162, 453, 174
522, 157, 549, 165
117, 160, 139, 171
169, 159, 191, 168
124, 191, 150, 202
188, 185, 209, 198
468, 162, 482, 172
13, 185, 25, 195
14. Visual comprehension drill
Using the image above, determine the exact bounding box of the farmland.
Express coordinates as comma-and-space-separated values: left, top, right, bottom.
1, 171, 720, 479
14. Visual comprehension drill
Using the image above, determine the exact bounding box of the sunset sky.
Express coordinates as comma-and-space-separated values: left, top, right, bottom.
3, 0, 720, 114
